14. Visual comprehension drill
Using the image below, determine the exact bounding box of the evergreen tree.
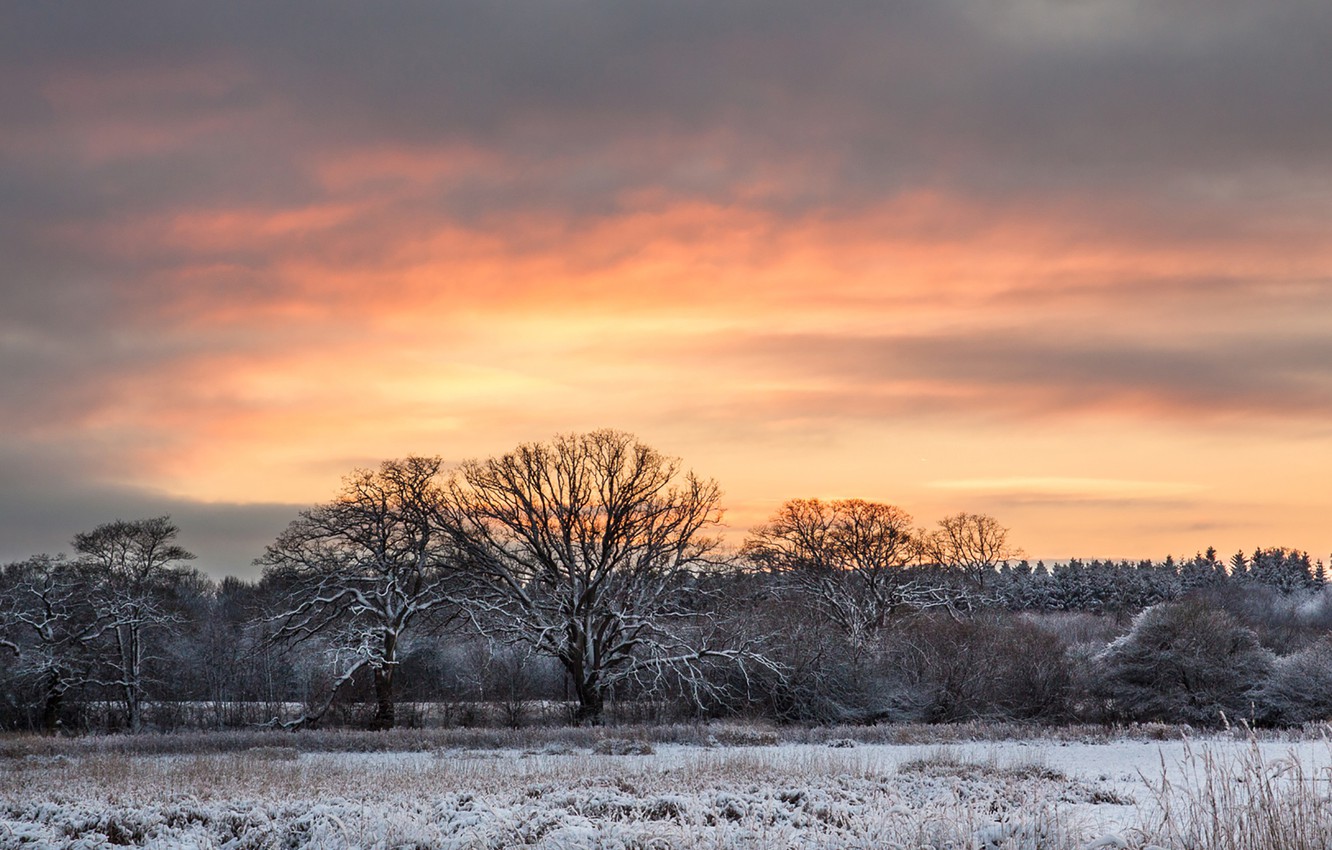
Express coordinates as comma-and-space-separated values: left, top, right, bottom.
1247, 547, 1316, 594
1229, 550, 1248, 579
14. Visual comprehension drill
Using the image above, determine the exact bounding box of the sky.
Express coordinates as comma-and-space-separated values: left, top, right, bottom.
3, 1, 1332, 579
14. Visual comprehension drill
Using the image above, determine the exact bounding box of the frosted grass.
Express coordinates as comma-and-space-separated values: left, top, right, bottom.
3, 735, 1330, 849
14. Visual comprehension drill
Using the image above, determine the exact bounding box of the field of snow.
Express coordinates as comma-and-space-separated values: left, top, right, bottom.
3, 733, 1331, 849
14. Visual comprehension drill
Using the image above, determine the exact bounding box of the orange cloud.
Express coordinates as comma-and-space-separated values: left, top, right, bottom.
14, 119, 1332, 568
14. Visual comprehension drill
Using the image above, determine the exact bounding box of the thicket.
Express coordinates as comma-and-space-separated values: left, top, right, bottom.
3, 432, 1329, 734
5, 551, 1331, 733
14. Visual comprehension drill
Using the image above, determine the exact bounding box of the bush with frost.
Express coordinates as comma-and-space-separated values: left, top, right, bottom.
1091, 601, 1272, 726
884, 612, 1073, 723
1260, 636, 1332, 725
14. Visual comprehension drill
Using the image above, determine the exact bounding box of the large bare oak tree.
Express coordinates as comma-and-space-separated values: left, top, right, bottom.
444, 429, 759, 723
0, 555, 100, 733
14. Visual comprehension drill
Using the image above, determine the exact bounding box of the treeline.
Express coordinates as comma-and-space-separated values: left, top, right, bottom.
986, 546, 1326, 613
2, 430, 1329, 734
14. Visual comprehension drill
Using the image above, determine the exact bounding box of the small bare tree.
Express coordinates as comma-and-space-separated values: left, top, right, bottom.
258, 456, 461, 729
73, 516, 196, 732
743, 498, 948, 662
443, 429, 771, 723
925, 512, 1020, 590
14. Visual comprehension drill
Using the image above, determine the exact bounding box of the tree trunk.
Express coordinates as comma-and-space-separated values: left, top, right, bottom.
127, 624, 143, 734
126, 695, 141, 734
571, 668, 605, 724
371, 631, 398, 730
372, 666, 395, 730
118, 622, 144, 734
573, 689, 605, 724
41, 672, 64, 735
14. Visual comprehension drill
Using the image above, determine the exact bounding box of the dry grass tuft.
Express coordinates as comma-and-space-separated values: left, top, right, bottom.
704, 724, 781, 747
246, 745, 300, 761
592, 738, 655, 756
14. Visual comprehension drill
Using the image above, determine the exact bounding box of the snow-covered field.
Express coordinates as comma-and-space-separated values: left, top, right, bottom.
3, 734, 1331, 849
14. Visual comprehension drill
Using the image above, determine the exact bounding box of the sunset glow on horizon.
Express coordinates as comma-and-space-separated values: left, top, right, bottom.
4, 2, 1331, 577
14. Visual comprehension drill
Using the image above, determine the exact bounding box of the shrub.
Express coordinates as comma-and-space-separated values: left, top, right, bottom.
883, 612, 1073, 723
1091, 601, 1273, 726
1260, 637, 1332, 725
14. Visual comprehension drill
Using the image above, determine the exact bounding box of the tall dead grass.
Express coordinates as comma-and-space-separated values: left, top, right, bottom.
1138, 735, 1332, 850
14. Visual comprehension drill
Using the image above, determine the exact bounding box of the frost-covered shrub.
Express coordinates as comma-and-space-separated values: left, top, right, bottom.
1091, 601, 1273, 727
1260, 637, 1332, 725
724, 600, 867, 723
884, 613, 1073, 723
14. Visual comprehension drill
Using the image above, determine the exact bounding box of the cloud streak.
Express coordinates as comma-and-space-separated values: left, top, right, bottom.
696, 329, 1332, 425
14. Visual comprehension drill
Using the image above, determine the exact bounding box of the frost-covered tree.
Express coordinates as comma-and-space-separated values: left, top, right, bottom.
1049, 559, 1094, 612
444, 430, 769, 723
1245, 547, 1317, 594
1179, 548, 1226, 592
259, 457, 461, 729
742, 498, 947, 662
1229, 549, 1249, 579
0, 555, 103, 733
1260, 636, 1332, 725
1092, 601, 1272, 726
170, 575, 280, 729
73, 516, 196, 732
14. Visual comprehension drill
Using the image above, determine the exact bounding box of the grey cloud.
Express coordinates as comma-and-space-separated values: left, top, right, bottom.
1, 315, 230, 433
5, 1, 1331, 216
3, 0, 1330, 328
0, 444, 300, 580
688, 326, 1332, 425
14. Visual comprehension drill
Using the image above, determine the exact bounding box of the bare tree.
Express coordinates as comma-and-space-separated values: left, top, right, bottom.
72, 516, 196, 732
0, 563, 23, 660
0, 555, 105, 733
258, 456, 461, 730
444, 429, 770, 723
743, 498, 947, 662
925, 512, 1020, 590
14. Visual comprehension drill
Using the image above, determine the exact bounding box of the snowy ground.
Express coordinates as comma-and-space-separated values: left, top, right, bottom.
3, 735, 1330, 849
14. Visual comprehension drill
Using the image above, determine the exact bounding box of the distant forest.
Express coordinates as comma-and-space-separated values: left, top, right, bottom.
4, 430, 1330, 734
